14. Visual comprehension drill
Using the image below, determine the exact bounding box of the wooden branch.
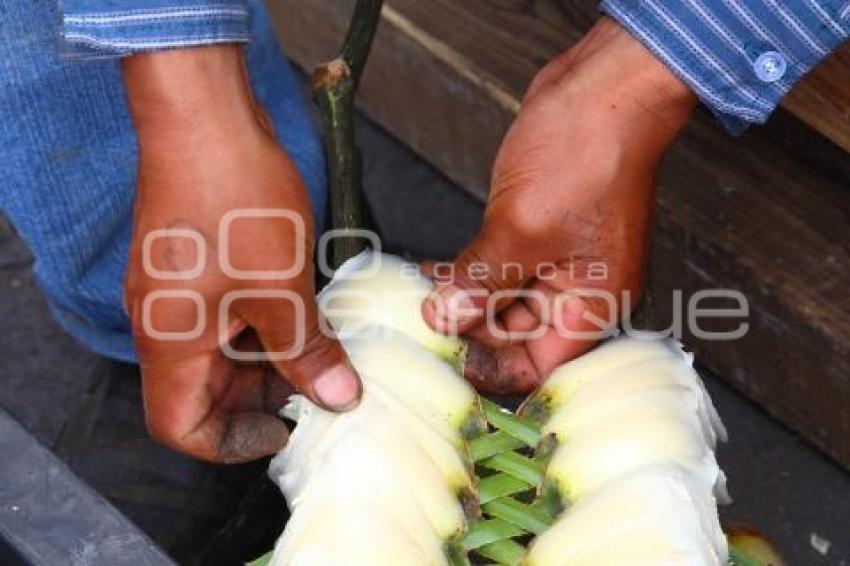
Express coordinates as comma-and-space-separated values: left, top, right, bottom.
312, 0, 384, 269
339, 0, 386, 81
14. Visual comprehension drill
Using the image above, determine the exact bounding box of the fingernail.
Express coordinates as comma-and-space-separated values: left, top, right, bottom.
220, 413, 290, 463
426, 284, 478, 328
313, 363, 362, 411
463, 339, 541, 395
461, 338, 498, 390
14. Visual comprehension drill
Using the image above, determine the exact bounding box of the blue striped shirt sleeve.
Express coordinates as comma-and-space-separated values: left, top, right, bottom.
600, 0, 850, 132
59, 1, 251, 58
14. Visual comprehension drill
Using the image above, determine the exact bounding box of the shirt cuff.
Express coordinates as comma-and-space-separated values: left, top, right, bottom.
600, 0, 850, 133
60, 2, 251, 58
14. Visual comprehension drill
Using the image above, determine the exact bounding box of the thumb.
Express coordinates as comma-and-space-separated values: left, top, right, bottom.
423, 227, 535, 334
241, 293, 362, 412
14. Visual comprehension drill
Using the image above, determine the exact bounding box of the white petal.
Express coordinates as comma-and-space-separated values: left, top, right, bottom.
343, 332, 478, 442
538, 338, 726, 447
545, 393, 722, 500
525, 465, 727, 566
272, 479, 447, 566
544, 375, 717, 448
320, 251, 463, 361
367, 380, 473, 492
269, 396, 335, 497
276, 393, 465, 540
535, 337, 681, 409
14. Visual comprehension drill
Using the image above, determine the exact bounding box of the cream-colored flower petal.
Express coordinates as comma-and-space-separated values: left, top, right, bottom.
525, 465, 727, 566
344, 332, 478, 442
320, 251, 463, 362
545, 393, 722, 500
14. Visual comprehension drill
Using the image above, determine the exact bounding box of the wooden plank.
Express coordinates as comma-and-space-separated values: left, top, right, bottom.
783, 48, 850, 154
270, 0, 850, 468
272, 0, 850, 153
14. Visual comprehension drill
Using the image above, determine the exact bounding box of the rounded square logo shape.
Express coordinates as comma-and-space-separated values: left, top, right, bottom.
142, 229, 207, 280
219, 209, 306, 280
219, 290, 305, 361
316, 229, 382, 279
142, 290, 206, 341
488, 289, 550, 340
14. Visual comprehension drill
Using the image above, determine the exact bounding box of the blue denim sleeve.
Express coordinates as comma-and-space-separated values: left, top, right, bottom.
60, 0, 251, 57
600, 0, 850, 132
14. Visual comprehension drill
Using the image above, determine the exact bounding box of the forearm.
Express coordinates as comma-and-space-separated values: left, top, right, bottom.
122, 45, 261, 145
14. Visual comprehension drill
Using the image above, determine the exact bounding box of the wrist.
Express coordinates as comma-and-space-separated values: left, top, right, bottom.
541, 17, 696, 136
592, 17, 697, 127
122, 45, 263, 144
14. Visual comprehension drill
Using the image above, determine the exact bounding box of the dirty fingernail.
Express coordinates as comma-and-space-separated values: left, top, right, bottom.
220, 412, 290, 463
463, 339, 541, 395
313, 363, 362, 411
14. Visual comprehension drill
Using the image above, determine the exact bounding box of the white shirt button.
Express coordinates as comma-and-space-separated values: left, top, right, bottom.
754, 51, 787, 82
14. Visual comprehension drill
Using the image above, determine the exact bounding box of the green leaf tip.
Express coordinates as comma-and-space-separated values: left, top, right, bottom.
477, 539, 527, 566
470, 430, 525, 461
245, 551, 273, 566
482, 497, 555, 535
478, 473, 531, 505
462, 518, 525, 550
480, 398, 542, 447
479, 451, 544, 487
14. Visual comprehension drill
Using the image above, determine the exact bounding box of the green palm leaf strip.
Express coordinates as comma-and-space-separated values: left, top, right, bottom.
461, 398, 556, 565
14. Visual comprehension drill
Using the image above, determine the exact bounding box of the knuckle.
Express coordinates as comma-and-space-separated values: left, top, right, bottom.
297, 321, 337, 362
454, 249, 505, 294
488, 200, 548, 243
281, 321, 341, 382
144, 412, 178, 447
506, 208, 549, 241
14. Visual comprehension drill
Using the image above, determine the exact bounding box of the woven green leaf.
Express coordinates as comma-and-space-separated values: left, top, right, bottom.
462, 518, 525, 550
478, 452, 543, 487
464, 397, 558, 564
482, 498, 554, 535
480, 398, 541, 446
477, 539, 527, 566
470, 430, 525, 461
478, 473, 530, 504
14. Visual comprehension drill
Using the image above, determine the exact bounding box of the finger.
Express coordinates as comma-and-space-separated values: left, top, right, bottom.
419, 260, 438, 279
240, 293, 362, 412
501, 301, 545, 340
227, 329, 295, 413
462, 316, 511, 350
423, 259, 514, 350
141, 353, 290, 463
218, 411, 290, 464
525, 281, 619, 338
522, 281, 620, 375
462, 339, 541, 395
460, 298, 544, 349
459, 302, 544, 394
526, 326, 598, 377
422, 228, 537, 335
419, 260, 510, 349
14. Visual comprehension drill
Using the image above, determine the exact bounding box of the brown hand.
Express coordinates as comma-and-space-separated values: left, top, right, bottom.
423, 19, 696, 394
123, 45, 360, 463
